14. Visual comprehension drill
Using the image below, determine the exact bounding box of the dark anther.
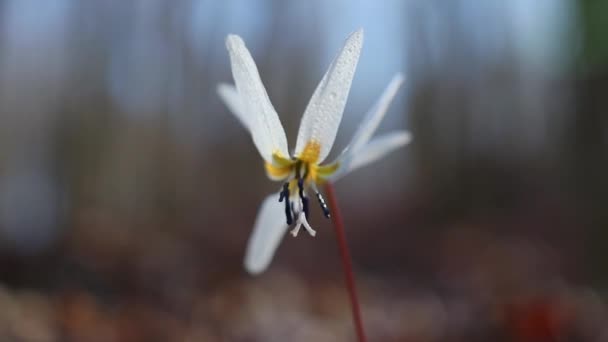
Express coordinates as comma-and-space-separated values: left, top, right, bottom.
279, 183, 289, 202
316, 192, 331, 218
285, 200, 293, 225
297, 178, 310, 219
302, 197, 309, 219
279, 183, 292, 225
297, 179, 305, 199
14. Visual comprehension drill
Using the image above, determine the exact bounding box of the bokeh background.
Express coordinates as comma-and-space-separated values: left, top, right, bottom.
0, 0, 606, 341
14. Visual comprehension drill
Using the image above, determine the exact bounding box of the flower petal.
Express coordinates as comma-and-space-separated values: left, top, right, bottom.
226, 34, 289, 161
244, 194, 288, 275
294, 29, 364, 163
217, 83, 250, 129
343, 73, 404, 155
330, 131, 411, 181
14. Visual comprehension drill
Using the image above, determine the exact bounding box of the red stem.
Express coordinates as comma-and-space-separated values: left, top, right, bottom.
324, 183, 367, 342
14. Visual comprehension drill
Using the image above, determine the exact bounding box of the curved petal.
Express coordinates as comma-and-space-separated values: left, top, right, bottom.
343, 73, 404, 155
330, 131, 411, 181
294, 29, 363, 163
244, 194, 288, 275
226, 35, 289, 161
217, 83, 250, 129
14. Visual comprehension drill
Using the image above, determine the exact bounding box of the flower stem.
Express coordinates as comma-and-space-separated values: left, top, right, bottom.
324, 183, 367, 342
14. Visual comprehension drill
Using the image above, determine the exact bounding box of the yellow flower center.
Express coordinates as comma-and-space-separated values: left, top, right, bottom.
263, 140, 340, 184
298, 141, 321, 164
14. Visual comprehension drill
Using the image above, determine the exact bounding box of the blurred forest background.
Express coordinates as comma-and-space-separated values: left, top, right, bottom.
0, 0, 606, 341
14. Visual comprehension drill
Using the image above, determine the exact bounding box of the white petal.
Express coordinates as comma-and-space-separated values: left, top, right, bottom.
217, 83, 250, 129
226, 35, 289, 161
244, 194, 288, 275
294, 29, 363, 163
331, 131, 411, 181
343, 73, 404, 154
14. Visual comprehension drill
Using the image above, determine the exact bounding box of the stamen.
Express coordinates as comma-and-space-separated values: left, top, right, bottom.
316, 192, 331, 218
279, 183, 292, 225
279, 183, 288, 202
302, 197, 310, 219
297, 178, 310, 219
310, 182, 330, 218
285, 201, 293, 225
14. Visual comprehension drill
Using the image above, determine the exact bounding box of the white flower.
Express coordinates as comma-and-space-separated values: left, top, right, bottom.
218, 29, 412, 274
